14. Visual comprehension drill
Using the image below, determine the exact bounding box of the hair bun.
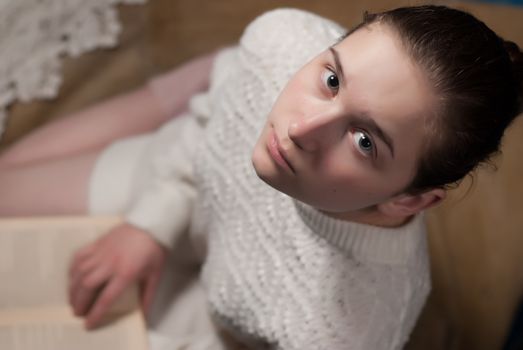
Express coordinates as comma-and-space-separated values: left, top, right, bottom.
504, 40, 523, 97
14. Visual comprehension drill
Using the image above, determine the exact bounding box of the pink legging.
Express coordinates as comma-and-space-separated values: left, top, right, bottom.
0, 51, 216, 217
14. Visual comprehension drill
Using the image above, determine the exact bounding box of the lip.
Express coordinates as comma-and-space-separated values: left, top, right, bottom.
267, 127, 295, 174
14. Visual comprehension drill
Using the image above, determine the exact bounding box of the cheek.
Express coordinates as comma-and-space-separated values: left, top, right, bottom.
272, 76, 316, 116
317, 152, 386, 197
268, 91, 292, 123
314, 155, 363, 191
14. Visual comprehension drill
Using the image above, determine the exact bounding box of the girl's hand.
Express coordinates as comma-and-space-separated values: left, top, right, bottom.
68, 222, 167, 329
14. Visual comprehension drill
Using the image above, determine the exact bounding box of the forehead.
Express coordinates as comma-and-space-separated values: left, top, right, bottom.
333, 23, 435, 135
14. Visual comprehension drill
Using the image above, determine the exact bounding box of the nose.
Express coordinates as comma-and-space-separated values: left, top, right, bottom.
288, 110, 343, 152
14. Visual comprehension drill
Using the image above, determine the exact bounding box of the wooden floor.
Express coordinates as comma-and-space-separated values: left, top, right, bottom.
2, 1, 523, 349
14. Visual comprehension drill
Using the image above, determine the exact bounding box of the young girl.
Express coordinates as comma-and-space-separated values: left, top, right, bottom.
1, 5, 522, 350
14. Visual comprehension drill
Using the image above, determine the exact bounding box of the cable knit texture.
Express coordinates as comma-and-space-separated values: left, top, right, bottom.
124, 8, 431, 350
184, 8, 432, 350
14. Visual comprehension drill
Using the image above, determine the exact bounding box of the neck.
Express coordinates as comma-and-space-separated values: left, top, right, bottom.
321, 206, 413, 228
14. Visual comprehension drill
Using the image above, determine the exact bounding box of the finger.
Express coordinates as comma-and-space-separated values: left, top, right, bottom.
85, 276, 129, 330
71, 284, 101, 318
140, 268, 163, 316
70, 264, 112, 316
68, 256, 99, 305
68, 243, 96, 278
69, 255, 99, 288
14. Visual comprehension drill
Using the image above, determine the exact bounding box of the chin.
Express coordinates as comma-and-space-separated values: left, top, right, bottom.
251, 148, 266, 177
253, 164, 282, 191
251, 155, 289, 194
251, 145, 275, 179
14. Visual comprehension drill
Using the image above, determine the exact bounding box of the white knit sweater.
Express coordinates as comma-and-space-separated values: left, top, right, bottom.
126, 8, 431, 350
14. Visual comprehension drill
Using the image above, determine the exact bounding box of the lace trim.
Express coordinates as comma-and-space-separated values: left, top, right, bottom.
0, 0, 147, 138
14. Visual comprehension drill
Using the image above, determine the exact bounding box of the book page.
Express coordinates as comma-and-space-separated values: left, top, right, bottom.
0, 306, 147, 350
0, 216, 149, 350
0, 216, 123, 308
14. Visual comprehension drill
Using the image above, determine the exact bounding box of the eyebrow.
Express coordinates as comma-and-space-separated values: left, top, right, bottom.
350, 113, 395, 158
329, 47, 345, 85
329, 47, 395, 158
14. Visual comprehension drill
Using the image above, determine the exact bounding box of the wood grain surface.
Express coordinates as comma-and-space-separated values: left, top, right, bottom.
2, 1, 523, 349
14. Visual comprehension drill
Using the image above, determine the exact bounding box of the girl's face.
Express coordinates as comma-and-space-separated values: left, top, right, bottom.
252, 23, 437, 219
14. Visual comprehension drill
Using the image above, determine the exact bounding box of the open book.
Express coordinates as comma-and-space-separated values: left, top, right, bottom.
0, 216, 149, 350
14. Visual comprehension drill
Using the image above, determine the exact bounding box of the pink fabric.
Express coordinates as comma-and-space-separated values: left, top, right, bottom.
147, 52, 216, 117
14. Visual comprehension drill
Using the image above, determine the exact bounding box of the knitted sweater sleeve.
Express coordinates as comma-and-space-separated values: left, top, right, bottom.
121, 83, 207, 250
122, 45, 239, 249
123, 114, 201, 249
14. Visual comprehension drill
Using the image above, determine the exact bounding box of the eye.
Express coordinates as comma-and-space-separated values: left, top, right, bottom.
352, 130, 374, 156
321, 68, 339, 94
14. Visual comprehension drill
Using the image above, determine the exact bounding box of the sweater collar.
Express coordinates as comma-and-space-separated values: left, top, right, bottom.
293, 199, 428, 266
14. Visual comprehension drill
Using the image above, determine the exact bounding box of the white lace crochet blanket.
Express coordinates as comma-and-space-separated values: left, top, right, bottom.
0, 0, 146, 138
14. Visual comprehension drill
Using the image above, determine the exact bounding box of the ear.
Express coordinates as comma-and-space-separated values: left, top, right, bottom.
377, 188, 446, 218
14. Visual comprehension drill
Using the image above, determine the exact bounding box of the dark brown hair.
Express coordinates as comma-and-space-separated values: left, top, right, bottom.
350, 5, 523, 193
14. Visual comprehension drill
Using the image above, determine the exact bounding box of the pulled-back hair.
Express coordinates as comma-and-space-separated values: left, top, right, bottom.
350, 5, 523, 193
